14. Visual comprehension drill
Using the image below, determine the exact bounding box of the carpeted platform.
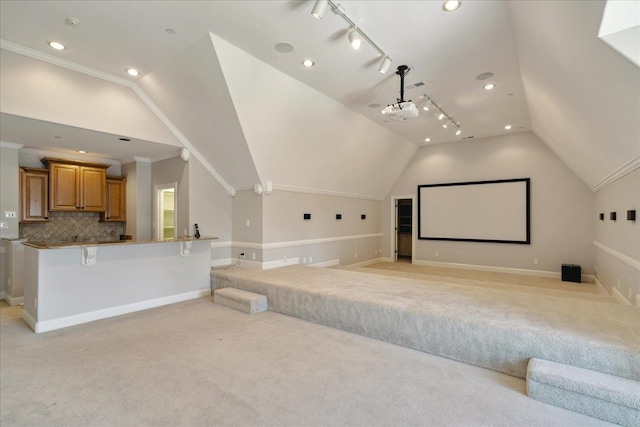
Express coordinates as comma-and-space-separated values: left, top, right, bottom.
210, 264, 640, 382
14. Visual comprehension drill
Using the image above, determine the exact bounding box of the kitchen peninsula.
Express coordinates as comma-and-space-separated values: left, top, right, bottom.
22, 237, 216, 333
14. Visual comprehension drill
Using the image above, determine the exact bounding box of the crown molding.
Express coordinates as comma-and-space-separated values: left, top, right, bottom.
20, 147, 121, 167
591, 153, 640, 192
0, 39, 236, 197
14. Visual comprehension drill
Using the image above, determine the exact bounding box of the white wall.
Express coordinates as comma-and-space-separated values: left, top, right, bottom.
384, 132, 594, 274
594, 168, 640, 305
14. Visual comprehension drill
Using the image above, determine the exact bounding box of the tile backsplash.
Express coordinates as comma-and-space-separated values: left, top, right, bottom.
20, 212, 124, 243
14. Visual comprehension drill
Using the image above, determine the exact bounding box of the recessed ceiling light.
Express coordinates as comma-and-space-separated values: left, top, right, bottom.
65, 17, 81, 27
125, 68, 140, 77
274, 42, 294, 53
425, 138, 432, 143
302, 59, 315, 68
483, 83, 496, 90
48, 41, 65, 50
504, 125, 512, 130
442, 1, 461, 12
165, 28, 176, 34
77, 150, 87, 154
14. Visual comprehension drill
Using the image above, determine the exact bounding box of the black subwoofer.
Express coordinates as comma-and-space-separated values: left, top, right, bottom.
561, 264, 581, 283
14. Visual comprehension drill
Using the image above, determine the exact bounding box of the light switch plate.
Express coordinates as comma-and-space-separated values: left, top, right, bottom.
0, 221, 8, 229
4, 211, 16, 218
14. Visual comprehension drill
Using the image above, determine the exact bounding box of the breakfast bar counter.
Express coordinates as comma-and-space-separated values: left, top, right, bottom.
22, 237, 216, 333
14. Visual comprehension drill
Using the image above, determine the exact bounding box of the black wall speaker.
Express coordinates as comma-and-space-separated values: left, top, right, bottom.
361, 214, 366, 220
610, 212, 617, 221
336, 214, 342, 220
304, 213, 311, 220
628, 210, 636, 221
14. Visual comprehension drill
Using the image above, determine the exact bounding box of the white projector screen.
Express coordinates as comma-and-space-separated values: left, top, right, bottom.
418, 178, 530, 244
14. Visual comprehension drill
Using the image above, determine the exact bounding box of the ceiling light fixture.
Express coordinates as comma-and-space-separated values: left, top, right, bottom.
311, 0, 328, 19
422, 98, 431, 111
438, 112, 446, 121
455, 127, 462, 136
349, 27, 362, 50
312, 1, 392, 73
504, 124, 512, 130
48, 41, 65, 50
442, 1, 462, 12
379, 55, 392, 74
301, 59, 315, 68
125, 68, 140, 77
483, 83, 496, 90
425, 138, 432, 143
77, 150, 87, 154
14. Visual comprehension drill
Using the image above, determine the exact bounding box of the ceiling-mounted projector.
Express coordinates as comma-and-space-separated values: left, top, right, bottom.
381, 65, 418, 121
381, 101, 419, 121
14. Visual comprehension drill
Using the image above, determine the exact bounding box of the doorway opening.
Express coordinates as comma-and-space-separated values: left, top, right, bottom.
397, 199, 413, 262
394, 198, 413, 263
155, 183, 177, 241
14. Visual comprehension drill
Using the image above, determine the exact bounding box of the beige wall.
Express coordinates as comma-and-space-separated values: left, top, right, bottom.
122, 160, 152, 241
594, 168, 640, 305
189, 156, 232, 241
385, 132, 595, 274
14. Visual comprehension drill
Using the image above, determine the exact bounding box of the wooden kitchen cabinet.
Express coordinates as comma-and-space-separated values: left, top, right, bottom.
42, 158, 110, 212
100, 176, 126, 222
20, 167, 49, 222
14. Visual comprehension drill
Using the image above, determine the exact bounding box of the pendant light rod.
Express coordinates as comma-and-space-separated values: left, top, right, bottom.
327, 1, 390, 61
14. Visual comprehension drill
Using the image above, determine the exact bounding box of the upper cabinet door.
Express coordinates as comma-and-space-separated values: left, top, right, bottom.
49, 163, 80, 211
20, 168, 49, 222
101, 177, 126, 222
80, 167, 107, 212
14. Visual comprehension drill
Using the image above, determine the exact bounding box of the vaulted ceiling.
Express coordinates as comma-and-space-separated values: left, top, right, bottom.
0, 1, 638, 198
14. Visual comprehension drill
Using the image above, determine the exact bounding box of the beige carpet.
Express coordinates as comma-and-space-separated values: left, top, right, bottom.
0, 298, 614, 427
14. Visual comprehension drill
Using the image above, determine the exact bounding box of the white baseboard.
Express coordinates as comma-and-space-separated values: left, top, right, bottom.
262, 257, 300, 270
612, 287, 632, 306
412, 259, 561, 279
310, 259, 340, 268
27, 288, 211, 333
594, 276, 610, 297
22, 309, 37, 331
5, 295, 24, 306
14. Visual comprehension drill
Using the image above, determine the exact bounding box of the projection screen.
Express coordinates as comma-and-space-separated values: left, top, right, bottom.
418, 178, 530, 244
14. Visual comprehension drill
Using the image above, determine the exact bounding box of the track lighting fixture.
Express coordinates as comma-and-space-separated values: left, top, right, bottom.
442, 120, 452, 129
379, 55, 392, 74
438, 112, 446, 121
349, 27, 362, 50
311, 1, 391, 74
455, 127, 462, 136
311, 0, 328, 19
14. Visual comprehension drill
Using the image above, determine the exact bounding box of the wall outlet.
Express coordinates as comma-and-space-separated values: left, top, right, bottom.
435, 251, 439, 257
240, 252, 245, 258
309, 256, 312, 263
303, 257, 307, 264
617, 279, 620, 288
246, 219, 250, 227
4, 211, 16, 218
283, 255, 287, 262
251, 253, 256, 260
533, 258, 539, 265
0, 221, 7, 229
354, 252, 358, 258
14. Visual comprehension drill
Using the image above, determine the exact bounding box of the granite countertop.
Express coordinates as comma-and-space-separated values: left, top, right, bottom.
22, 236, 218, 249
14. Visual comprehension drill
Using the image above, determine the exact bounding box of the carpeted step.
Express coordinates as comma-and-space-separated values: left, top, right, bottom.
526, 358, 640, 427
214, 287, 267, 314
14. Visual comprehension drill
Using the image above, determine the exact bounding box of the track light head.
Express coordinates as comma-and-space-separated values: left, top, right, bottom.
422, 98, 431, 111
349, 27, 362, 50
455, 127, 462, 136
379, 55, 392, 74
311, 0, 328, 19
